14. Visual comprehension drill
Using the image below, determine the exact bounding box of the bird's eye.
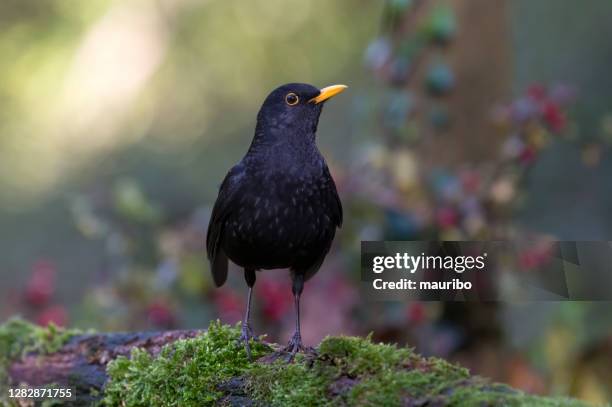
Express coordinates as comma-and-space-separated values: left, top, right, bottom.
285, 93, 299, 106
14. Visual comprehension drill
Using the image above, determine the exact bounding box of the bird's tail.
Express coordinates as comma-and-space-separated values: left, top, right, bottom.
211, 250, 229, 287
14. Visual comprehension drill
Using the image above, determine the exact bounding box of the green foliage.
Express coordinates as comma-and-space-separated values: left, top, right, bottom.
112, 178, 162, 224
0, 318, 80, 403
103, 322, 592, 406
422, 5, 456, 43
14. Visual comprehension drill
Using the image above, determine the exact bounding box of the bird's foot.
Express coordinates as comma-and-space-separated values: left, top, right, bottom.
237, 323, 260, 360
258, 336, 316, 364
280, 332, 315, 362
242, 323, 261, 342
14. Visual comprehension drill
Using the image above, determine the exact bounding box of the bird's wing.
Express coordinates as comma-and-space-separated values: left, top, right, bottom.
324, 166, 343, 228
301, 169, 343, 282
206, 163, 245, 287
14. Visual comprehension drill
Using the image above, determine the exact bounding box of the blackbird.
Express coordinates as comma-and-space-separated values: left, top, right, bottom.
206, 83, 346, 359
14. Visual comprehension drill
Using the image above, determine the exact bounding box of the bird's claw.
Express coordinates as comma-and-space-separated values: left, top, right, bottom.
243, 323, 261, 342
281, 332, 315, 362
256, 332, 317, 364
237, 323, 259, 360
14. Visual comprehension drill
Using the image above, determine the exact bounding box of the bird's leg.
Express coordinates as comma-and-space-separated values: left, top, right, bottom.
282, 273, 312, 361
241, 286, 258, 338
238, 269, 259, 360
283, 292, 304, 360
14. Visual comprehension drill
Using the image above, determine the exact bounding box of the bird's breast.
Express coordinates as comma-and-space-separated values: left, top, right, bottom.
222, 174, 336, 269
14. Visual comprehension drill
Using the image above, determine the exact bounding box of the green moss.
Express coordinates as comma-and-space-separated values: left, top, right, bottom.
318, 334, 415, 375
245, 335, 426, 406
0, 318, 79, 361
101, 323, 592, 406
0, 318, 81, 405
446, 382, 590, 407
244, 335, 588, 407
103, 320, 272, 406
0, 319, 587, 406
348, 370, 434, 405
247, 361, 334, 407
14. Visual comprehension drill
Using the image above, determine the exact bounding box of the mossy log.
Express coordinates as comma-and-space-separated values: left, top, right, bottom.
3, 323, 200, 406
0, 319, 591, 406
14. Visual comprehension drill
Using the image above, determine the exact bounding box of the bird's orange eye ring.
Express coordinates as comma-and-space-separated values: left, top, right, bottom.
285, 93, 299, 106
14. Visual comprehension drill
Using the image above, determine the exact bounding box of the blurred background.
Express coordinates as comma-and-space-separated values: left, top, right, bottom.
1, 0, 612, 403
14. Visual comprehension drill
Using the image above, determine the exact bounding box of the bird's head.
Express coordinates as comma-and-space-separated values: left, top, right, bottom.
253, 83, 347, 146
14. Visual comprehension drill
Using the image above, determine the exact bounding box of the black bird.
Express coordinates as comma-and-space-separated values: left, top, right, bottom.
206, 83, 346, 359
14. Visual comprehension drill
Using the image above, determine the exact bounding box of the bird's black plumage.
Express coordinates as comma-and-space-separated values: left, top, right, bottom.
206, 82, 345, 358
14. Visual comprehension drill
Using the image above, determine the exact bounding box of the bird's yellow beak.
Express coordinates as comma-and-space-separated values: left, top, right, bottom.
309, 84, 348, 104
